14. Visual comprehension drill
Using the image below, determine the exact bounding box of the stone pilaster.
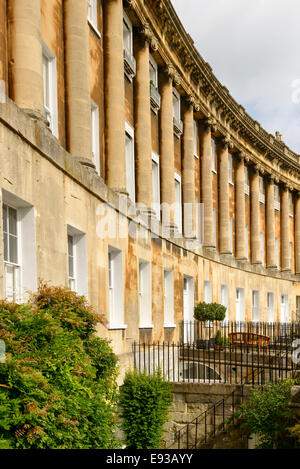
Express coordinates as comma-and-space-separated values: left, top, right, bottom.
218, 136, 231, 254
281, 184, 291, 271
104, 0, 126, 191
182, 97, 195, 238
65, 0, 93, 165
0, 0, 7, 85
250, 166, 261, 264
135, 26, 153, 210
8, 0, 44, 116
235, 153, 247, 260
200, 117, 215, 248
266, 175, 276, 268
160, 66, 176, 228
295, 192, 300, 275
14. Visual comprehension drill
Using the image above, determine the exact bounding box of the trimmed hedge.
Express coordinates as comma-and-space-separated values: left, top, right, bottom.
119, 370, 172, 449
0, 284, 120, 449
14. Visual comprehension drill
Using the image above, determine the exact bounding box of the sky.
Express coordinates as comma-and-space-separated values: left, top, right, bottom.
171, 0, 300, 154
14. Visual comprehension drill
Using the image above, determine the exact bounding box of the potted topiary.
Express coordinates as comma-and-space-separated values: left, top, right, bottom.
194, 302, 227, 350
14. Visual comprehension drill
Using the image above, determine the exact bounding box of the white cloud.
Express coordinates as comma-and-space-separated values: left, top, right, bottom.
171, 0, 300, 153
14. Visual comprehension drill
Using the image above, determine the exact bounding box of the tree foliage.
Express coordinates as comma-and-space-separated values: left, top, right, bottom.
238, 380, 299, 449
0, 284, 120, 449
194, 302, 226, 322
119, 370, 172, 449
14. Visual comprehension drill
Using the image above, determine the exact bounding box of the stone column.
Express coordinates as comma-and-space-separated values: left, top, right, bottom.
200, 117, 215, 247
266, 175, 276, 268
160, 67, 176, 229
281, 185, 290, 271
295, 192, 300, 275
218, 137, 231, 254
64, 0, 93, 165
8, 0, 44, 116
135, 27, 152, 210
250, 166, 261, 264
182, 97, 195, 238
0, 0, 7, 85
235, 154, 247, 260
104, 0, 126, 192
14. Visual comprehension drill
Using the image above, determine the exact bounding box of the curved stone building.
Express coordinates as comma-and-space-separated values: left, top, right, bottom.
0, 0, 299, 366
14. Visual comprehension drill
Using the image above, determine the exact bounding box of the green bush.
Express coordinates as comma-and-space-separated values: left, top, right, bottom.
238, 380, 298, 449
0, 284, 121, 449
119, 370, 172, 449
194, 302, 226, 322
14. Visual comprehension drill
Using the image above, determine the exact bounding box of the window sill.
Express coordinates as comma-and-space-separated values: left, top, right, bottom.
212, 169, 217, 174
194, 153, 199, 159
108, 324, 127, 330
139, 324, 154, 329
164, 323, 176, 328
88, 20, 101, 39
229, 181, 234, 186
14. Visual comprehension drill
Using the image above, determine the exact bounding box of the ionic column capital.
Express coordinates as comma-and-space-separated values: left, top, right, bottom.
202, 115, 217, 133
220, 134, 234, 150
139, 22, 158, 51
164, 63, 181, 86
253, 163, 264, 175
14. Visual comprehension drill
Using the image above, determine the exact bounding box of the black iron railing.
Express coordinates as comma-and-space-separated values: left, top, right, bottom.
180, 320, 300, 345
133, 334, 298, 386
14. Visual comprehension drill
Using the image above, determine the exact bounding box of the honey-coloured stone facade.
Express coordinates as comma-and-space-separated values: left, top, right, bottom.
0, 0, 299, 368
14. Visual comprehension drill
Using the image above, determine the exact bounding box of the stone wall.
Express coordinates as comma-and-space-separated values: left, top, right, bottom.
163, 382, 252, 449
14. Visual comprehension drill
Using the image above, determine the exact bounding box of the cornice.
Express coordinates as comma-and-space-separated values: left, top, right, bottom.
138, 0, 300, 183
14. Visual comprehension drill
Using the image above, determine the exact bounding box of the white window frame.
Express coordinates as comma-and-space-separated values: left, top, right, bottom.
67, 225, 88, 298
139, 260, 152, 329
149, 54, 158, 88
123, 11, 133, 55
259, 176, 265, 204
164, 270, 175, 328
125, 122, 135, 203
2, 191, 37, 303
152, 151, 160, 220
204, 280, 212, 304
267, 292, 274, 323
42, 42, 58, 138
280, 294, 289, 323
274, 185, 280, 211
244, 166, 250, 195
3, 204, 21, 302
91, 100, 100, 175
174, 172, 182, 233
252, 290, 259, 322
87, 0, 100, 37
108, 246, 126, 329
193, 120, 199, 158
228, 153, 233, 184
211, 138, 216, 172
221, 284, 229, 322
